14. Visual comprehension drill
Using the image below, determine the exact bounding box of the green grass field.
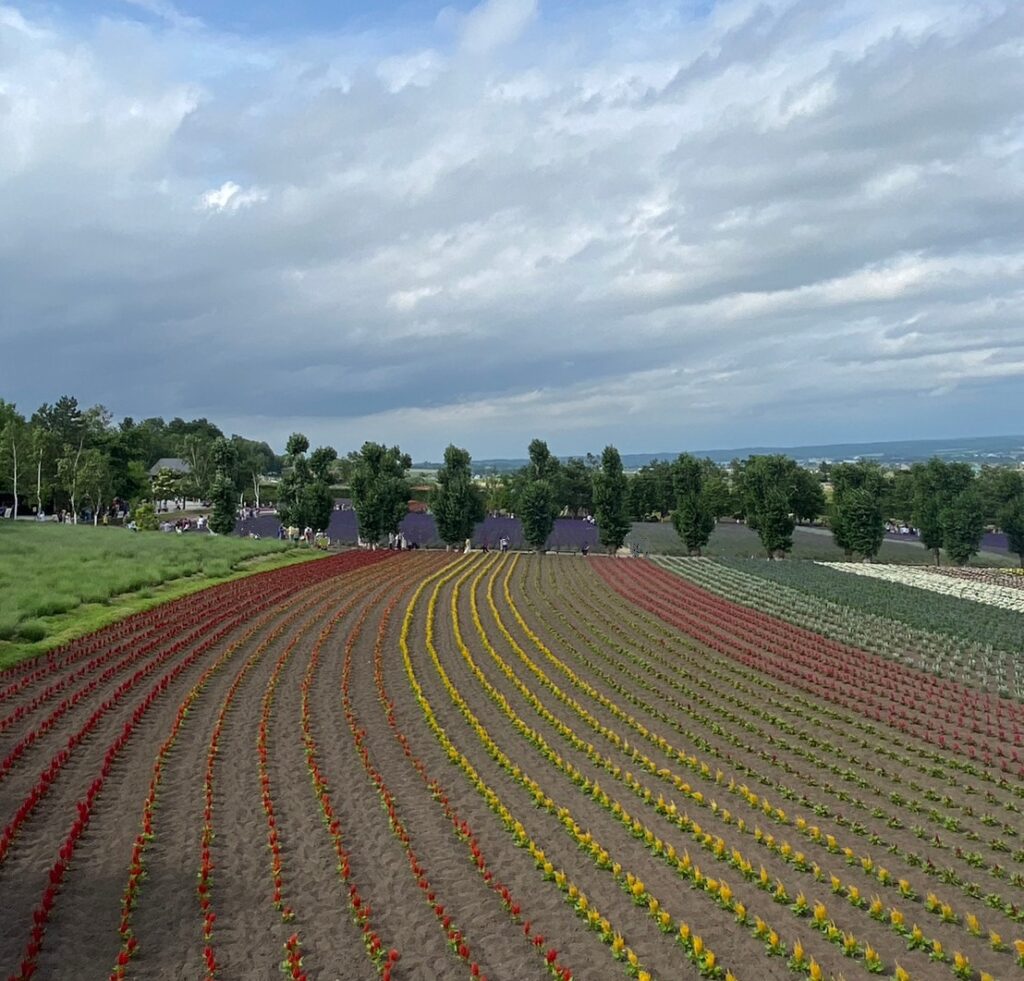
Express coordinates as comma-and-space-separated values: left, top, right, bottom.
626, 518, 1016, 564
0, 523, 322, 668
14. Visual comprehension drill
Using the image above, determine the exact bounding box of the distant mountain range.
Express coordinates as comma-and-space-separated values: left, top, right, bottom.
414, 434, 1024, 473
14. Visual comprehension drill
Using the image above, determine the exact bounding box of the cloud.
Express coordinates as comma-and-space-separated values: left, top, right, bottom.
199, 181, 268, 212
458, 0, 538, 54
1, 0, 1023, 458
118, 0, 203, 31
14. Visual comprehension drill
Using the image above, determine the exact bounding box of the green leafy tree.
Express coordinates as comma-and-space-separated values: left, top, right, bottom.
559, 456, 594, 517
1001, 497, 1024, 567
592, 445, 630, 552
520, 481, 556, 551
79, 449, 113, 525
627, 471, 658, 521
518, 439, 561, 551
885, 469, 916, 525
670, 454, 717, 555
230, 436, 277, 507
349, 442, 411, 545
431, 444, 485, 548
306, 445, 338, 532
483, 473, 515, 515
911, 459, 975, 564
178, 432, 216, 502
279, 434, 338, 534
0, 401, 29, 519
737, 455, 799, 558
209, 439, 239, 535
133, 501, 159, 531
755, 488, 795, 557
941, 488, 985, 566
791, 468, 826, 524
151, 468, 182, 511
830, 461, 887, 560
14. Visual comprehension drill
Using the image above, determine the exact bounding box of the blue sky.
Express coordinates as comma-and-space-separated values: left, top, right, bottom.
1, 0, 1022, 459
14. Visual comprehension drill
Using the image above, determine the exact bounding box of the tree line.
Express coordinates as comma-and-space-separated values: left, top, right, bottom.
0, 396, 278, 523
2, 395, 1022, 563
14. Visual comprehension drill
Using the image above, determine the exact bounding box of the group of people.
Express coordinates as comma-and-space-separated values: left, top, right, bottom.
279, 525, 324, 546
160, 515, 205, 534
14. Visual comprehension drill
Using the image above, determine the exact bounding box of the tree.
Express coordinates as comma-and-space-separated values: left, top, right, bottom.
670, 454, 717, 556
0, 401, 29, 519
559, 457, 594, 517
911, 459, 975, 564
627, 471, 658, 521
791, 468, 826, 524
349, 442, 411, 545
230, 436, 277, 507
520, 481, 556, 552
53, 403, 111, 521
885, 469, 915, 525
178, 432, 216, 502
592, 446, 630, 553
830, 462, 887, 560
209, 439, 239, 535
79, 449, 113, 525
518, 439, 560, 551
151, 468, 182, 511
527, 438, 559, 482
133, 501, 159, 531
737, 455, 799, 558
278, 434, 338, 534
941, 488, 985, 566
754, 488, 795, 557
1001, 497, 1024, 567
305, 445, 338, 532
431, 444, 485, 548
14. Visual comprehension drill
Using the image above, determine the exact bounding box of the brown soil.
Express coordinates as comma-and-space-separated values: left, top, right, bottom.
2, 549, 1020, 981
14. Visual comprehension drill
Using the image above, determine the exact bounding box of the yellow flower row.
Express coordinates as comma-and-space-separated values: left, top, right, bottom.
495, 556, 1019, 976
398, 556, 662, 981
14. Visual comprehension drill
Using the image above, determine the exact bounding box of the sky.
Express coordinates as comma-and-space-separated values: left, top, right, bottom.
1, 0, 1022, 460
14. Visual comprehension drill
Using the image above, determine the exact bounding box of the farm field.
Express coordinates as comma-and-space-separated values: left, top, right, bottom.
626, 520, 1017, 564
0, 523, 311, 669
1, 552, 1023, 980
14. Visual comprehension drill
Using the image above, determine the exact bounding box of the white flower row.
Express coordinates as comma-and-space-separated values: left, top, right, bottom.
816, 562, 1024, 614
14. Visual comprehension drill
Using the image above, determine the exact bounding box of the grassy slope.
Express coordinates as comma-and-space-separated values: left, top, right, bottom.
0, 523, 325, 669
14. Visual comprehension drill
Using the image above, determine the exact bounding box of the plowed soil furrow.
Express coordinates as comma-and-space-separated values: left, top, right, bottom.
120, 581, 350, 978
369, 560, 613, 981
465, 557, 823, 979
0, 596, 286, 977
264, 559, 426, 980
523, 555, 1022, 978
306, 566, 458, 980
381, 559, 632, 981
391, 561, 655, 966
347, 553, 567, 981
390, 560, 673, 980
412, 556, 753, 980
502, 559, 932, 976
208, 593, 370, 977
554, 554, 1024, 887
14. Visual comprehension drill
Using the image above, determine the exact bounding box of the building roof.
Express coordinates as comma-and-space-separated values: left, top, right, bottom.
148, 457, 192, 477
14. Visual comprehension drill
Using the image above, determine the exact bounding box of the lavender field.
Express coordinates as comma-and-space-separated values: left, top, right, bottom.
237, 505, 600, 551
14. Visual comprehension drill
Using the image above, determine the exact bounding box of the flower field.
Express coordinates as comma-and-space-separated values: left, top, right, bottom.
1, 552, 1022, 980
